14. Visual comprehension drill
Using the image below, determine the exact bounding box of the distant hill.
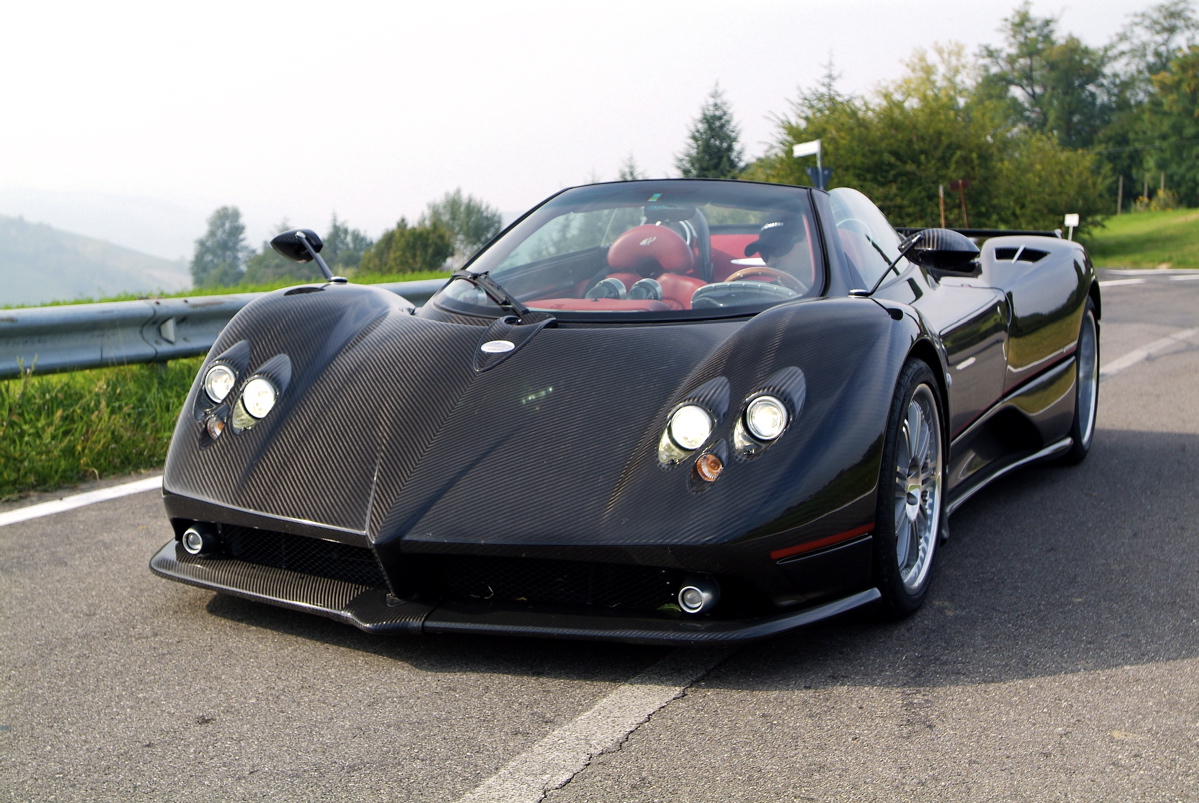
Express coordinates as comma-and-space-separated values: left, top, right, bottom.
0, 215, 191, 307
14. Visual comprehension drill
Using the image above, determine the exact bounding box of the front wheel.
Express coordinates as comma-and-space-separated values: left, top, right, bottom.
872, 360, 945, 617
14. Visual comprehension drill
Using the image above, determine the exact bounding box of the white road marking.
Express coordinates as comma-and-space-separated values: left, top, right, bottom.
456, 648, 731, 803
0, 475, 162, 528
1170, 275, 1199, 281
1103, 268, 1199, 276
1098, 278, 1146, 287
1101, 327, 1199, 378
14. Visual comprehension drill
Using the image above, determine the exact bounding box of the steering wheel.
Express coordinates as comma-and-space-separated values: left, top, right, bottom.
725, 266, 806, 293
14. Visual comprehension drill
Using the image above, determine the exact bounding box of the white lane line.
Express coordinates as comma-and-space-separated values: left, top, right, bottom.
456, 648, 731, 803
1170, 275, 1199, 281
1101, 327, 1199, 378
0, 475, 162, 528
1104, 268, 1199, 276
1098, 278, 1146, 287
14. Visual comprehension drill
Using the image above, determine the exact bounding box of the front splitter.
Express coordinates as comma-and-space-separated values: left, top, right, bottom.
150, 540, 880, 646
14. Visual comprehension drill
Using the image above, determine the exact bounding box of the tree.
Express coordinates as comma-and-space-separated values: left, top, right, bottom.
618, 153, 645, 181
357, 218, 453, 275
747, 44, 1109, 232
676, 85, 745, 179
1145, 46, 1199, 205
191, 206, 249, 288
422, 189, 503, 268
978, 2, 1116, 150
1117, 0, 1199, 88
322, 215, 374, 273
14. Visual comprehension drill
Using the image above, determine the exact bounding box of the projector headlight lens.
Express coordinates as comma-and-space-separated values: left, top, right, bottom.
745, 396, 788, 441
668, 404, 714, 451
203, 364, 237, 403
241, 377, 278, 419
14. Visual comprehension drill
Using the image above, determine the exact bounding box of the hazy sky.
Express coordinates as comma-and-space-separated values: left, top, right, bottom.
0, 0, 1159, 260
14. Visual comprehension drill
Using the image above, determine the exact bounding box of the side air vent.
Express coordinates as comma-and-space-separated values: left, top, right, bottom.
994, 246, 1048, 263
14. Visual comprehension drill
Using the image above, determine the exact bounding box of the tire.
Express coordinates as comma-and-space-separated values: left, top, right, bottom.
1059, 299, 1099, 465
872, 359, 946, 618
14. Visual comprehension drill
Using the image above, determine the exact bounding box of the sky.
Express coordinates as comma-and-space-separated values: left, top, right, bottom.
0, 0, 1162, 262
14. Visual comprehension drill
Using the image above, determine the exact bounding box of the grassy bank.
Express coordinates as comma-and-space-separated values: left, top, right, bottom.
0, 358, 201, 501
2, 272, 453, 500
1083, 208, 1199, 269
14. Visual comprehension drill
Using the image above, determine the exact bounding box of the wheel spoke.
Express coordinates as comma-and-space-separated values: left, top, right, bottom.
906, 405, 922, 456
895, 518, 911, 568
912, 406, 930, 464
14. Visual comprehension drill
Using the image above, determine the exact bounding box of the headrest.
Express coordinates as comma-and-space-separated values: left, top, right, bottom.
608, 224, 695, 275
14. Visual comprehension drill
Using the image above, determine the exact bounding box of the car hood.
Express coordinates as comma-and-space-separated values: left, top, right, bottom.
165, 284, 889, 550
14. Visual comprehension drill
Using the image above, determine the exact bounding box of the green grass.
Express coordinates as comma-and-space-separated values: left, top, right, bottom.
1083, 208, 1199, 269
1, 270, 455, 499
0, 358, 202, 501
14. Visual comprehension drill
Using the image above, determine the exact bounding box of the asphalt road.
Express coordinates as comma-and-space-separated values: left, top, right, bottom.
2, 269, 1197, 802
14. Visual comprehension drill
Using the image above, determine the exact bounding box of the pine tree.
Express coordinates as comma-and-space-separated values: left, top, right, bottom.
190, 206, 250, 288
618, 153, 645, 180
675, 85, 745, 179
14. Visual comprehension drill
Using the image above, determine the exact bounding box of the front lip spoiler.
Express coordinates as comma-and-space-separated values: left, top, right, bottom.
150, 540, 880, 646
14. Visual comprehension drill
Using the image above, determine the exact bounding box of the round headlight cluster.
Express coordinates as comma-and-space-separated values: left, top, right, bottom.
203, 364, 237, 403
745, 396, 788, 441
241, 377, 278, 419
668, 404, 714, 451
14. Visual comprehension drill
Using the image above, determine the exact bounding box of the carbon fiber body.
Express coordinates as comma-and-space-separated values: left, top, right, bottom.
153, 180, 1099, 644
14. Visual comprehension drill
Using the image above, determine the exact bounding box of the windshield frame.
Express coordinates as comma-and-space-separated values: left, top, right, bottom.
432, 179, 826, 323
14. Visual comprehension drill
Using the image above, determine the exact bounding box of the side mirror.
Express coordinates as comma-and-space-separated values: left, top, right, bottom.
270, 229, 344, 283
908, 228, 979, 271
270, 229, 324, 263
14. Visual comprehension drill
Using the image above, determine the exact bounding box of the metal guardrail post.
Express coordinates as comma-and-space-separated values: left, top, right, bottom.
0, 279, 446, 379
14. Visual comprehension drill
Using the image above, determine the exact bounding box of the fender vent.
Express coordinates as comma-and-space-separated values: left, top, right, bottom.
994, 246, 1048, 263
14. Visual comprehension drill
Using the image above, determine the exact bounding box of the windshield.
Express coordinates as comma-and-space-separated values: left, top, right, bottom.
828, 187, 909, 289
435, 180, 823, 320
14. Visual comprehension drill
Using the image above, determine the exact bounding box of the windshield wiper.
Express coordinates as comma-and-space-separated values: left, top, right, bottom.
449, 271, 552, 324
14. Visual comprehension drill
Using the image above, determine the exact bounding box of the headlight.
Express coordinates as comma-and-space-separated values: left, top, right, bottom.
668, 404, 714, 451
745, 396, 788, 440
203, 364, 237, 403
240, 377, 278, 419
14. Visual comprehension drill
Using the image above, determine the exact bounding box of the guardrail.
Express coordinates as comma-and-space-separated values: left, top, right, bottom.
0, 279, 446, 380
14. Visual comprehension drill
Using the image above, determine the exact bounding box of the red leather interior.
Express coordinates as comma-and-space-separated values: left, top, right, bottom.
543, 227, 822, 313
657, 273, 706, 310
711, 234, 759, 281
608, 225, 694, 275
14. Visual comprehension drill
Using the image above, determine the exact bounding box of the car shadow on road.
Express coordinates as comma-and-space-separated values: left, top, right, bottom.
718, 427, 1199, 690
202, 427, 1197, 688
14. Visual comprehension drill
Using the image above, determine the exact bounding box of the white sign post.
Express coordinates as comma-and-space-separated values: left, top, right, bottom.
1064, 213, 1079, 241
792, 139, 821, 170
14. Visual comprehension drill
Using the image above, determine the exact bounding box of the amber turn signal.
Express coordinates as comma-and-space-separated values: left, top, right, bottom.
695, 452, 724, 482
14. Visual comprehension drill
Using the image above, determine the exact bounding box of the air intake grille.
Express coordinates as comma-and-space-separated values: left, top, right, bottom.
221, 526, 389, 590
421, 555, 680, 612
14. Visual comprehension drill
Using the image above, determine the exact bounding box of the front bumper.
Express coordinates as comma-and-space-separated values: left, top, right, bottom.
150, 540, 879, 646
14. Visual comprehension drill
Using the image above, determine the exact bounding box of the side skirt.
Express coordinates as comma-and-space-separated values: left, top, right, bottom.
946, 437, 1072, 516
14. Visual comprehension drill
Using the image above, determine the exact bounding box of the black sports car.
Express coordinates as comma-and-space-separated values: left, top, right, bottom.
151, 179, 1100, 645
